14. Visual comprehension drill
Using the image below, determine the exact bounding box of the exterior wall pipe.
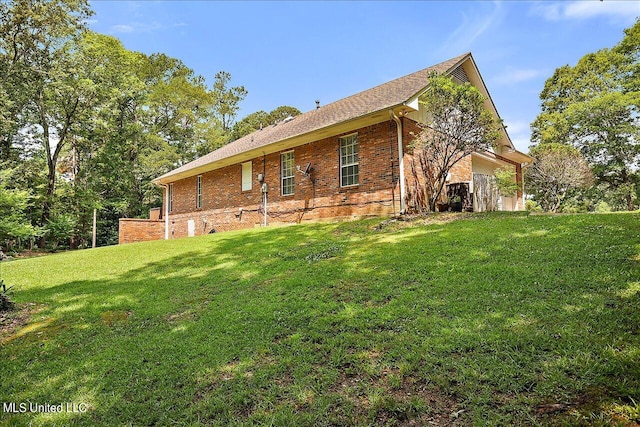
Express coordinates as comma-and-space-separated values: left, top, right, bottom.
160, 184, 169, 240
391, 111, 406, 214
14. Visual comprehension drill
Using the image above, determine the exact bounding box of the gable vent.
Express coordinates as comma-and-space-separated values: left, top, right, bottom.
451, 65, 470, 84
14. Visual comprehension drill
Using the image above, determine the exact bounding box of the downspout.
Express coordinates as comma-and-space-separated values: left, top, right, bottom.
159, 183, 169, 240
520, 162, 530, 211
391, 111, 406, 214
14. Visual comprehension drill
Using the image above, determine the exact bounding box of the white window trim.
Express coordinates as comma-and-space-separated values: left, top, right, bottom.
281, 150, 295, 196
340, 133, 359, 187
241, 161, 252, 192
196, 175, 202, 209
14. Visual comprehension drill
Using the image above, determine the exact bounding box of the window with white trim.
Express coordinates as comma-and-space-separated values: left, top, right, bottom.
168, 183, 174, 213
241, 162, 252, 191
196, 175, 202, 208
281, 151, 294, 196
340, 134, 359, 187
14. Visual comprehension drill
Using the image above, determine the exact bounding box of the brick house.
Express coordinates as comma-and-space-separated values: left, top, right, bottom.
119, 52, 532, 244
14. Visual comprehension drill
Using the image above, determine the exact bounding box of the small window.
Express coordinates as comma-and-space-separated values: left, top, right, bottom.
196, 175, 202, 209
281, 151, 294, 196
340, 134, 359, 187
168, 183, 174, 213
242, 162, 252, 191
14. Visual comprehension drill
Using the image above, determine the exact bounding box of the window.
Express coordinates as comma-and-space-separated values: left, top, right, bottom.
340, 134, 359, 187
241, 162, 252, 191
168, 183, 174, 213
196, 175, 202, 209
281, 151, 294, 196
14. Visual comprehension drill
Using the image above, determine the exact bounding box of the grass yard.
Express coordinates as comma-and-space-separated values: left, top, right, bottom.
1, 212, 639, 426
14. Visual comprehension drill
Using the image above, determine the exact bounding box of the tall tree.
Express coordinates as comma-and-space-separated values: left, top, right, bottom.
531, 19, 640, 210
210, 71, 247, 132
0, 0, 92, 164
409, 73, 501, 212
0, 0, 92, 229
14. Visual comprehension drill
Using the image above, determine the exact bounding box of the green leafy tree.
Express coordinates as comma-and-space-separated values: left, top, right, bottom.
531, 19, 640, 210
0, 0, 92, 163
0, 169, 38, 249
494, 166, 519, 210
525, 143, 593, 213
1, 1, 235, 247
268, 105, 302, 123
231, 106, 301, 140
45, 213, 76, 250
211, 71, 247, 132
410, 73, 501, 212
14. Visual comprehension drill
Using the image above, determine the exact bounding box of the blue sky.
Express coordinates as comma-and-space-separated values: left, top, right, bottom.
89, 1, 639, 153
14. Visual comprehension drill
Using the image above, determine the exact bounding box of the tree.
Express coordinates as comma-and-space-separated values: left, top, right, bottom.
0, 0, 92, 164
0, 169, 38, 250
494, 166, 519, 210
531, 19, 640, 210
409, 73, 501, 212
231, 106, 301, 141
0, 0, 93, 231
525, 143, 593, 213
211, 71, 247, 132
0, 1, 237, 248
268, 105, 302, 123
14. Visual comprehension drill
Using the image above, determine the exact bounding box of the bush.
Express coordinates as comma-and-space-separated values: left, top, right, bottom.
0, 281, 14, 312
525, 200, 543, 212
45, 214, 77, 250
595, 201, 612, 213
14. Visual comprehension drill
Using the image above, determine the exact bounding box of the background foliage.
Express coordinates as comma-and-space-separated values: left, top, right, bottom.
528, 19, 640, 213
0, 0, 301, 250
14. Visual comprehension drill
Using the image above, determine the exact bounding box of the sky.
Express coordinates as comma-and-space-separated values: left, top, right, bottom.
88, 1, 640, 153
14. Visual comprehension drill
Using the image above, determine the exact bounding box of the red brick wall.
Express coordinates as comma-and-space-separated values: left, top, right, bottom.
449, 156, 473, 183
164, 121, 403, 238
119, 219, 164, 244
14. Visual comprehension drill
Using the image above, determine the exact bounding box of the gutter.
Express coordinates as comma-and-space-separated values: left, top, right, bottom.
391, 111, 406, 214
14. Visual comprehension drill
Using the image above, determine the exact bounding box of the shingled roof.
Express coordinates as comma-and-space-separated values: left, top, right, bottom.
155, 52, 470, 183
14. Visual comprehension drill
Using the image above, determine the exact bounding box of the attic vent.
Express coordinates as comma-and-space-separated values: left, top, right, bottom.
451, 65, 470, 84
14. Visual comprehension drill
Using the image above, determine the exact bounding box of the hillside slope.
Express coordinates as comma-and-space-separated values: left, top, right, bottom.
1, 213, 639, 426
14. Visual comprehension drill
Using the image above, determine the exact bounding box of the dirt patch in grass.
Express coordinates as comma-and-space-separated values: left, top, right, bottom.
0, 303, 48, 344
535, 389, 640, 426
166, 309, 196, 323
372, 212, 474, 233
101, 310, 132, 326
331, 368, 466, 426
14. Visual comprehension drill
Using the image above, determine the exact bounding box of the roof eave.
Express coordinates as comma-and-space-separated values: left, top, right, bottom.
152, 104, 409, 185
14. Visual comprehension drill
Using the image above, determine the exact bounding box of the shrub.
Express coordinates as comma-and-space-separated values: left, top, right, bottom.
525, 200, 543, 212
595, 201, 612, 213
0, 281, 14, 312
45, 214, 77, 250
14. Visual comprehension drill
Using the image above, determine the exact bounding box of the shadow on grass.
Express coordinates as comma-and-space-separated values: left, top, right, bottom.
2, 213, 639, 426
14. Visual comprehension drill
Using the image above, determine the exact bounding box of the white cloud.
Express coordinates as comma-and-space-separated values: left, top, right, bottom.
439, 1, 505, 54
111, 24, 134, 34
110, 21, 185, 34
494, 67, 545, 85
532, 1, 639, 24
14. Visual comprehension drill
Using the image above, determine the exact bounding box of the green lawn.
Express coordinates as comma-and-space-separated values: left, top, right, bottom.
1, 212, 639, 426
